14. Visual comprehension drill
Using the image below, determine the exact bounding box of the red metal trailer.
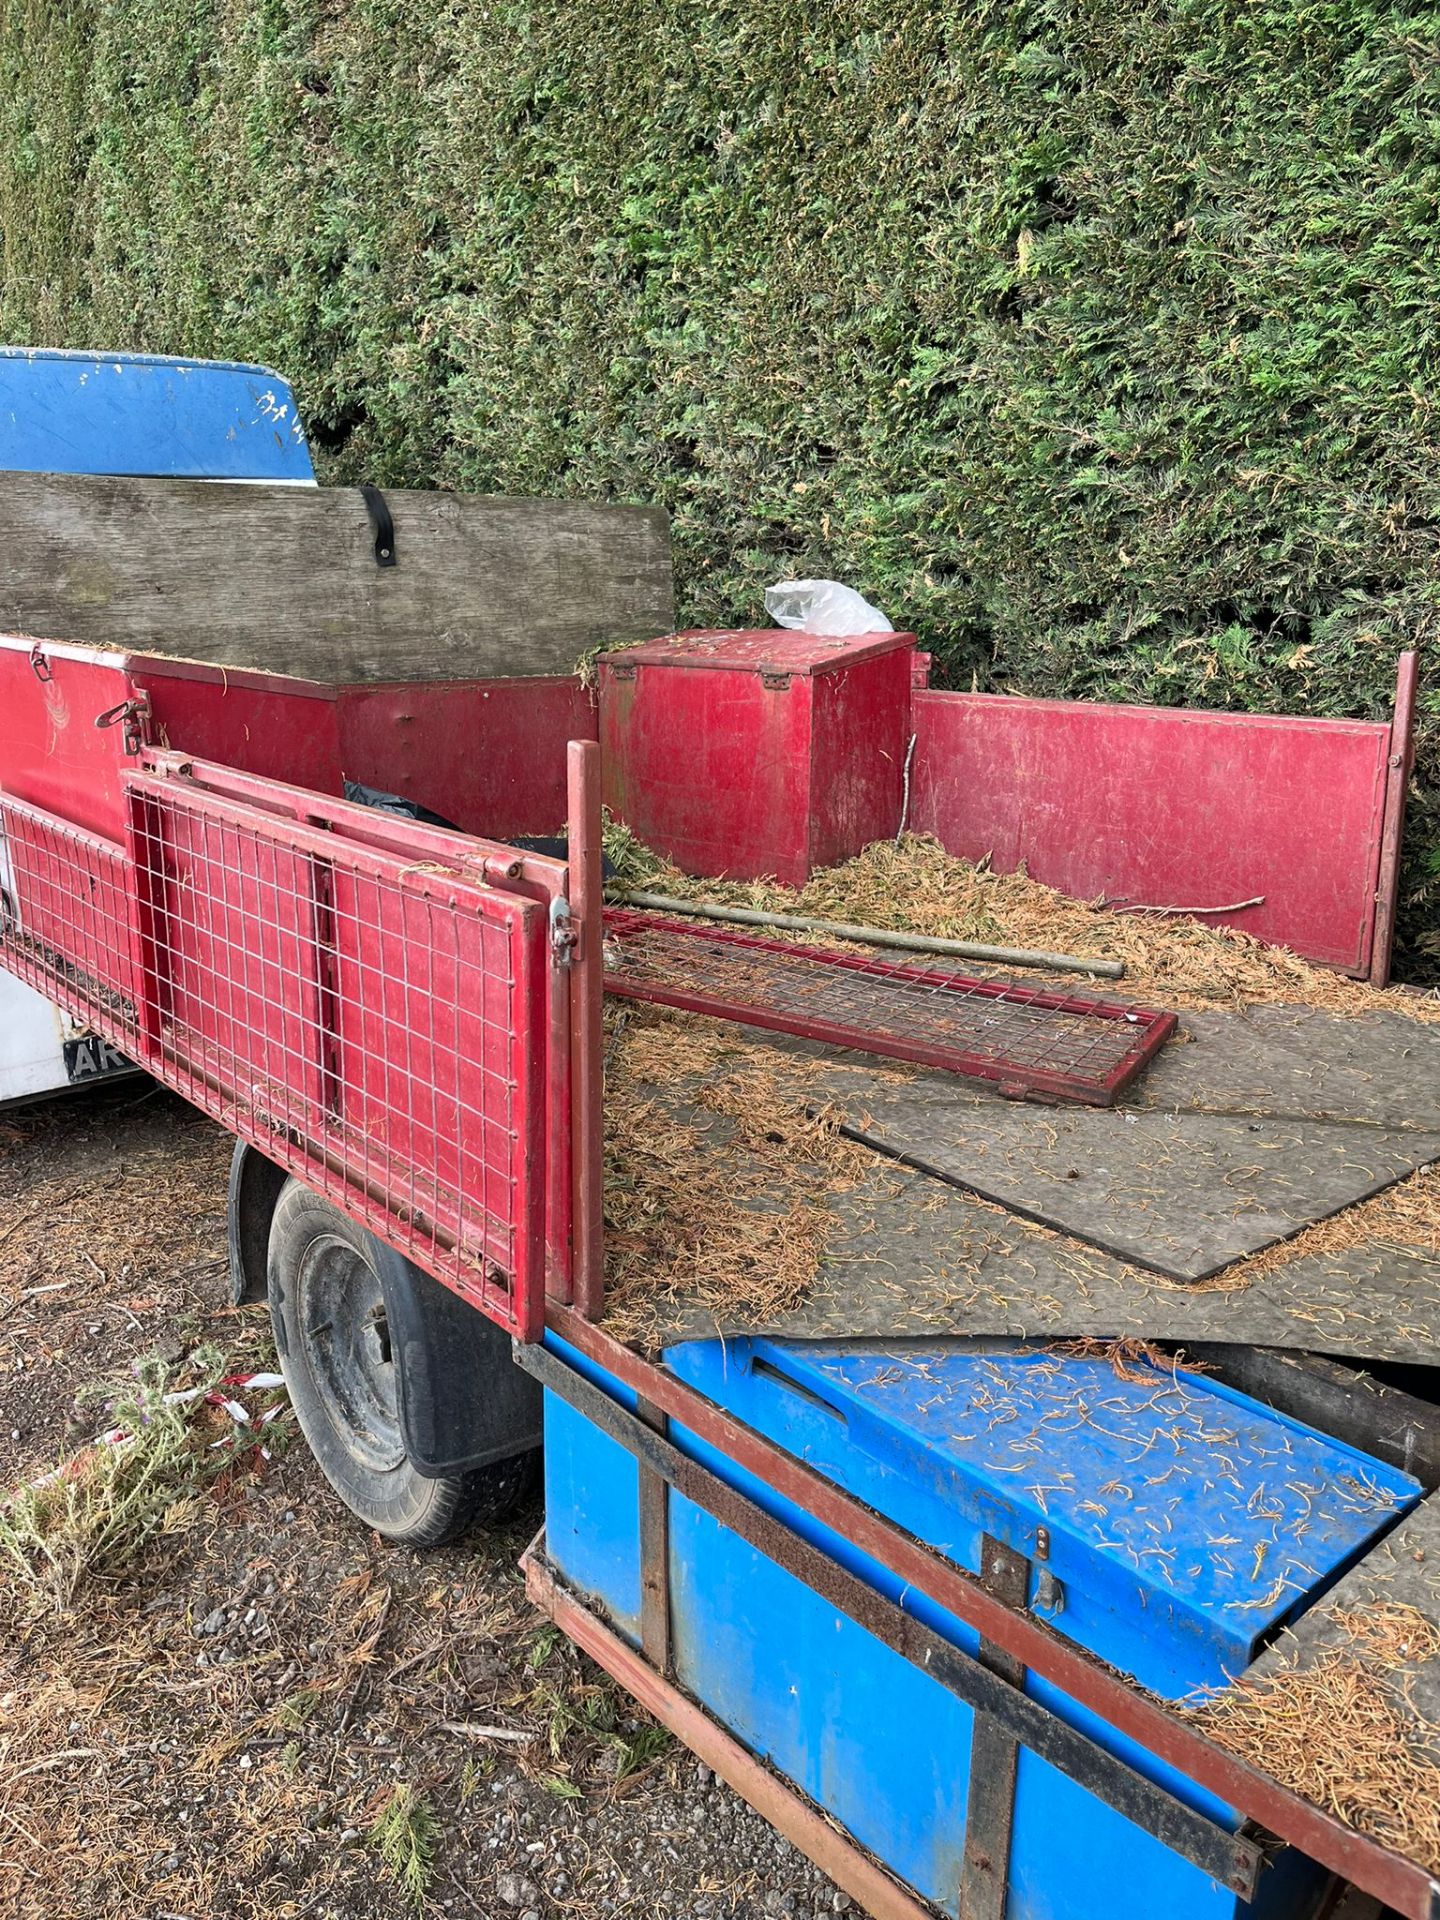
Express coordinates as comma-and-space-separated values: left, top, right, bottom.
2, 572, 1438, 1915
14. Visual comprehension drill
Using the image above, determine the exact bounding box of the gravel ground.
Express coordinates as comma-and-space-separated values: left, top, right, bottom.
0, 1078, 849, 1920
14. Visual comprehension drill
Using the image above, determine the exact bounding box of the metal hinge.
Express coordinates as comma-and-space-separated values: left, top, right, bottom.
549, 895, 578, 966
93, 692, 151, 756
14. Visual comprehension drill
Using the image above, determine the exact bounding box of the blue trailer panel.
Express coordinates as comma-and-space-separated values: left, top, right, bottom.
543, 1338, 1421, 1920
0, 345, 313, 481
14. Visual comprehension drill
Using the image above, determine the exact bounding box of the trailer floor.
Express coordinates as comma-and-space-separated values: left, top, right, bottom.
602, 1002, 1440, 1363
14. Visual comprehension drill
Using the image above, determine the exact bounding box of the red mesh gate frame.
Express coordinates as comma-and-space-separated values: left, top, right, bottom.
0, 775, 550, 1341
131, 750, 585, 1308
601, 911, 1177, 1107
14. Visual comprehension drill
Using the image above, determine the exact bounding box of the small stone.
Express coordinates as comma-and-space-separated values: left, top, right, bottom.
496, 1872, 539, 1907
197, 1608, 226, 1637
831, 1896, 852, 1914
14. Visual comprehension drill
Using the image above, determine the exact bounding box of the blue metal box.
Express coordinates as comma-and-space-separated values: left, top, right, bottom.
543, 1338, 1420, 1919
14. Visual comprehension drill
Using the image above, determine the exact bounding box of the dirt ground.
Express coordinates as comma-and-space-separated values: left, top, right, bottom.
0, 1079, 845, 1920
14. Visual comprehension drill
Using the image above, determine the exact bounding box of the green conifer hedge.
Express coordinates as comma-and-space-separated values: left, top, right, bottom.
2, 1, 1436, 969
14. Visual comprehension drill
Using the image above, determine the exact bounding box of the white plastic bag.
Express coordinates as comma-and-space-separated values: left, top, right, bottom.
764, 579, 894, 637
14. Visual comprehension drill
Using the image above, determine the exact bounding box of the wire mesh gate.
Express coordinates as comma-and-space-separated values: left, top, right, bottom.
0, 770, 551, 1339
601, 912, 1176, 1105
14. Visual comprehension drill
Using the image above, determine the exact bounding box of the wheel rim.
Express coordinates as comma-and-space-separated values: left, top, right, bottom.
296, 1234, 406, 1473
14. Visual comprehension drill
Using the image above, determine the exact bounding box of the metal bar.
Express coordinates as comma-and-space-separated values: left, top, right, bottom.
1370, 649, 1419, 987
636, 1396, 672, 1676
520, 1340, 1263, 1899
120, 786, 164, 1065
523, 1545, 938, 1920
959, 1538, 1027, 1920
544, 1305, 1440, 1920
612, 889, 1127, 981
567, 739, 606, 1318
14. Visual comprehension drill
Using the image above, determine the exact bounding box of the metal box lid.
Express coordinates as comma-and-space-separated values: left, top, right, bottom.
665, 1339, 1422, 1696
607, 628, 914, 677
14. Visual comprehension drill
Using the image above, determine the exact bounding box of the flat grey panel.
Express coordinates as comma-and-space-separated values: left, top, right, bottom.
1133, 1005, 1440, 1133
612, 1081, 1440, 1364
0, 472, 673, 680
822, 1072, 1440, 1281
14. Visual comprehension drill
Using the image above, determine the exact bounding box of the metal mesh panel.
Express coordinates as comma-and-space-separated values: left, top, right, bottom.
0, 777, 548, 1337
602, 912, 1176, 1106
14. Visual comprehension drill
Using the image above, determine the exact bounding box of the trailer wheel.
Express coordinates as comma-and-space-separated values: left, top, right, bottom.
266, 1181, 535, 1546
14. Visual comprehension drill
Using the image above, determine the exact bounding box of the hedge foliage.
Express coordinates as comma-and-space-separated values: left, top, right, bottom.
1, 0, 1437, 970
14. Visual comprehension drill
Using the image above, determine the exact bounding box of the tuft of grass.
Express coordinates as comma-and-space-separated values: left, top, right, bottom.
0, 1348, 238, 1613
606, 1723, 673, 1782
369, 1783, 440, 1912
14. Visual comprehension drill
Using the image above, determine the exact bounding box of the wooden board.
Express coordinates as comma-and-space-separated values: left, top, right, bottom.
0, 472, 673, 680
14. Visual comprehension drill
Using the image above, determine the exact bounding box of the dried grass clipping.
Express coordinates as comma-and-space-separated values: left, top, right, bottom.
601, 1008, 882, 1346
609, 828, 1440, 1022
1193, 1602, 1440, 1872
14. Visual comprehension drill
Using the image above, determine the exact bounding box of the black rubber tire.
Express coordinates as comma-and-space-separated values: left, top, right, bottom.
266, 1180, 537, 1546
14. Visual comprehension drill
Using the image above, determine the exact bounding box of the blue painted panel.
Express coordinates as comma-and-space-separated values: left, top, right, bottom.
668, 1490, 1327, 1920
541, 1331, 643, 1643
539, 1338, 1421, 1918
666, 1343, 1420, 1695
0, 346, 313, 480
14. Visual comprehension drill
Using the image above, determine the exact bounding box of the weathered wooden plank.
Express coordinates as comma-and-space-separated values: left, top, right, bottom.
0, 472, 673, 680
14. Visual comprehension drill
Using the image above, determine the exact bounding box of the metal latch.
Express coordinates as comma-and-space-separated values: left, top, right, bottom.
760, 671, 791, 691
94, 693, 151, 756
29, 641, 51, 683
549, 895, 579, 966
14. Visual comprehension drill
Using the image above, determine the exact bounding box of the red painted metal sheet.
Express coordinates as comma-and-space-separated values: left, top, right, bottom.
135, 656, 347, 796
336, 677, 597, 842
599, 633, 914, 887
910, 690, 1393, 975
0, 634, 138, 839
601, 910, 1176, 1106
0, 772, 550, 1339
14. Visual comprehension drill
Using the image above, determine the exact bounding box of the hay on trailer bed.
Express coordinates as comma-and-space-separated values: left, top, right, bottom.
600, 1008, 897, 1345
1192, 1602, 1440, 1875
605, 827, 1440, 1022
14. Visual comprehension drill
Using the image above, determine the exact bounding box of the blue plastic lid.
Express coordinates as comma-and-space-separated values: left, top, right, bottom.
0, 346, 313, 481
670, 1339, 1424, 1694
